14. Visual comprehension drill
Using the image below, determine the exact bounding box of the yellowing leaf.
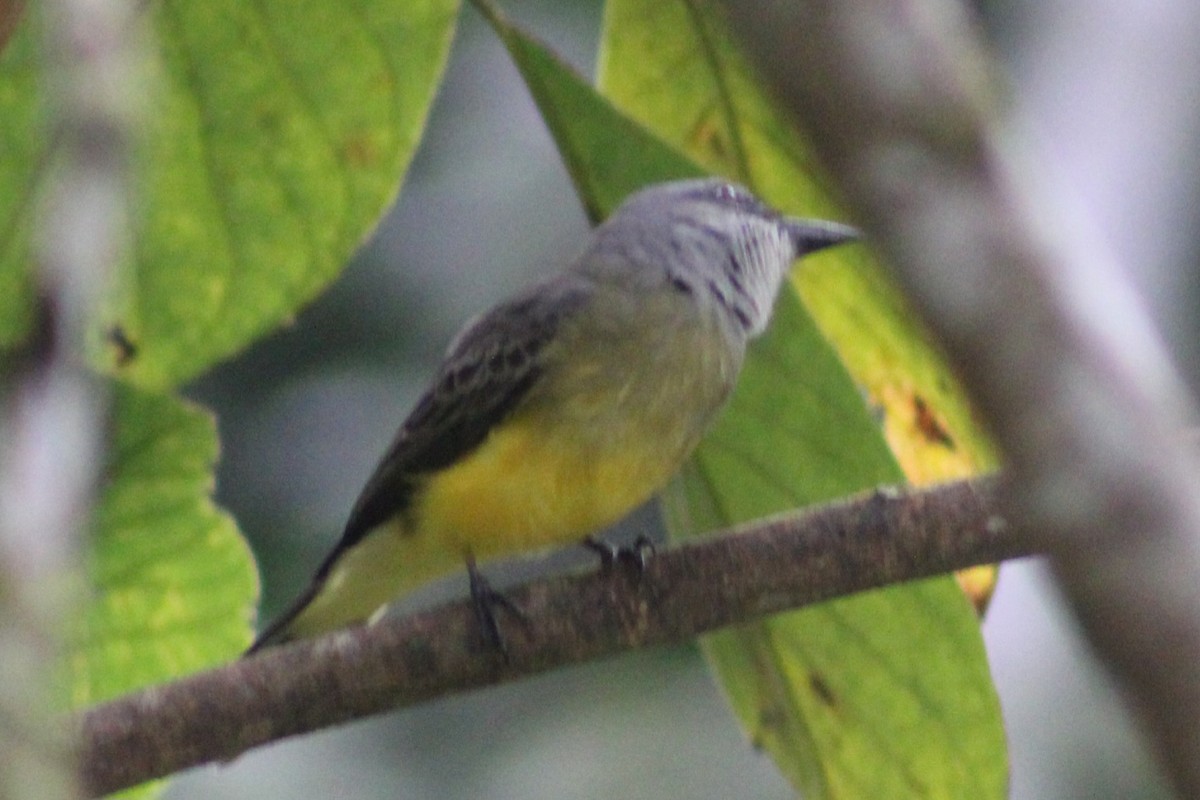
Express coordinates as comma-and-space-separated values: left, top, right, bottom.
599, 0, 998, 482
596, 1, 1007, 796
479, 4, 1007, 793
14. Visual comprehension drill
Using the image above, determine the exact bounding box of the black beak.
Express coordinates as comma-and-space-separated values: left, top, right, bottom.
783, 218, 860, 257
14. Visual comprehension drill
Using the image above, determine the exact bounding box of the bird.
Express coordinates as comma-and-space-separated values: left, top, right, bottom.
246, 178, 858, 654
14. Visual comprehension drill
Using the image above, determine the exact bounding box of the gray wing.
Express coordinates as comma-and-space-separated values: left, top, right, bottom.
309, 278, 592, 582
245, 280, 592, 654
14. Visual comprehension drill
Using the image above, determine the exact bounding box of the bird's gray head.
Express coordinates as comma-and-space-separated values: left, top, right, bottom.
581, 178, 858, 338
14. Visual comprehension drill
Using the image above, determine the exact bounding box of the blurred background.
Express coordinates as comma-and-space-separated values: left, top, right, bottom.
174, 1, 1193, 797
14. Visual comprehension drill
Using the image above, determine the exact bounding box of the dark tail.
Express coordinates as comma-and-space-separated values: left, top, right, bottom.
243, 580, 321, 656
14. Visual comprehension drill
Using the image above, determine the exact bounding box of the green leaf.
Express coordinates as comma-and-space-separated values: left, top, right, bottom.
488, 3, 1009, 788
473, 0, 704, 223
71, 384, 258, 709
598, 0, 997, 481
690, 253, 1009, 792
596, 1, 1007, 796
667, 288, 1006, 799
704, 584, 1002, 799
0, 0, 461, 387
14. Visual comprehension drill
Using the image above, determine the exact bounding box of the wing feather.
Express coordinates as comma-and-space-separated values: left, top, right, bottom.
313, 278, 591, 579
246, 278, 592, 652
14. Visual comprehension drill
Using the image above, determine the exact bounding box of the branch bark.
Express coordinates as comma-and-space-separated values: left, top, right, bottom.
79, 475, 1020, 797
720, 1, 1200, 795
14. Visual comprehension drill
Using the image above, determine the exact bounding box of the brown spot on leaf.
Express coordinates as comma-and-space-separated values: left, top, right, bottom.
752, 705, 786, 751
913, 395, 954, 449
342, 134, 380, 168
687, 109, 729, 163
106, 324, 138, 366
810, 672, 838, 708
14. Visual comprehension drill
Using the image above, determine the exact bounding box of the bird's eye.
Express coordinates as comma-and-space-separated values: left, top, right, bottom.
713, 183, 762, 212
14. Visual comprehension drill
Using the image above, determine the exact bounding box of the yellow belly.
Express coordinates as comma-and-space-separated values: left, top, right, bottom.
287, 411, 695, 639
415, 412, 683, 559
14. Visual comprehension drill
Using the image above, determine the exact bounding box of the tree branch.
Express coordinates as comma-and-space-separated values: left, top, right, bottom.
79, 475, 1020, 796
720, 1, 1200, 795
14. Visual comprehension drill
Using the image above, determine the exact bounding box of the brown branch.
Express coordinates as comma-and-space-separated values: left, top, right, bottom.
79, 475, 1021, 797
720, 1, 1200, 796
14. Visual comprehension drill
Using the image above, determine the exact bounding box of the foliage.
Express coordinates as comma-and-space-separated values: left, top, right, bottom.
1, 1, 459, 795
0, 0, 1005, 797
480, 3, 1005, 797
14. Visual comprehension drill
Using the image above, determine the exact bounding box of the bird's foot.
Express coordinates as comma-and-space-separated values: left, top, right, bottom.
583, 534, 657, 574
466, 553, 526, 659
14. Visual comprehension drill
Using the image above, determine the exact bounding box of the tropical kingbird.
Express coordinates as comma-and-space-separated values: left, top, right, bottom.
247, 178, 857, 653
